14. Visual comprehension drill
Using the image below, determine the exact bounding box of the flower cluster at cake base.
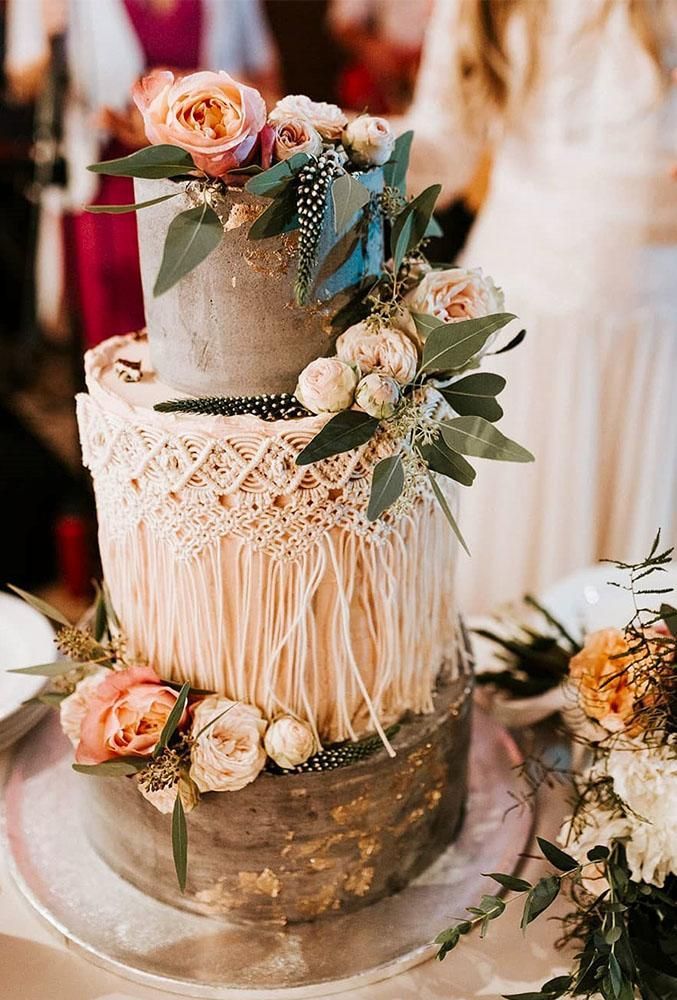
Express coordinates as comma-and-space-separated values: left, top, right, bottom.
436, 534, 677, 1000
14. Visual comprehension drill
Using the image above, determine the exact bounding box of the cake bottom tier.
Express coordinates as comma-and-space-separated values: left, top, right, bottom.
83, 675, 472, 925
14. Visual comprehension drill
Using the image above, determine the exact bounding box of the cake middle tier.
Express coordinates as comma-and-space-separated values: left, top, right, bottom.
77, 336, 461, 743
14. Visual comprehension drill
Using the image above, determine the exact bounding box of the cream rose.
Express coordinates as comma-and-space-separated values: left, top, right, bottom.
295, 357, 358, 414
336, 321, 418, 384
269, 94, 347, 141
59, 668, 109, 747
264, 716, 317, 770
343, 115, 395, 167
190, 697, 266, 793
355, 372, 401, 419
404, 267, 505, 335
133, 69, 267, 178
273, 118, 322, 162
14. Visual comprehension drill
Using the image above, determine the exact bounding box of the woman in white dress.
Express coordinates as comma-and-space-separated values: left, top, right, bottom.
404, 0, 677, 612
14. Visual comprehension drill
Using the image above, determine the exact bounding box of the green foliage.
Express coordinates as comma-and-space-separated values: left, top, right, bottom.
72, 757, 148, 777
427, 471, 470, 555
419, 435, 476, 487
156, 681, 190, 755
367, 455, 404, 521
85, 193, 179, 214
660, 602, 677, 638
382, 131, 413, 193
536, 838, 578, 873
521, 875, 560, 928
172, 793, 188, 892
295, 411, 380, 466
9, 660, 77, 677
485, 873, 533, 893
153, 202, 223, 296
439, 372, 506, 423
390, 184, 441, 272
245, 153, 310, 198
421, 313, 516, 373
8, 584, 70, 626
87, 144, 195, 179
441, 416, 534, 463
331, 172, 371, 233
247, 183, 299, 239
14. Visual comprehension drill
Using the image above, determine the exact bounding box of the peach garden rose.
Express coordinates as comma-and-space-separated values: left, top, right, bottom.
190, 697, 266, 793
336, 321, 419, 384
268, 94, 347, 141
273, 118, 322, 162
133, 69, 267, 177
404, 267, 504, 331
295, 357, 359, 414
75, 665, 185, 765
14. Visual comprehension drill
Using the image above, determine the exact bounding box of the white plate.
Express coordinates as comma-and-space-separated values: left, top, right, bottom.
0, 591, 56, 745
540, 562, 677, 639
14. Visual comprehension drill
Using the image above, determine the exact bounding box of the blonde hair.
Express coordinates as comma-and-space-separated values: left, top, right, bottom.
456, 0, 666, 118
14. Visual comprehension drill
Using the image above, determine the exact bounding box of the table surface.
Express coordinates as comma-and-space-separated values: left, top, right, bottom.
0, 728, 574, 1000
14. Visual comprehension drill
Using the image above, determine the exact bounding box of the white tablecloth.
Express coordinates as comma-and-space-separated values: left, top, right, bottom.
0, 743, 574, 1000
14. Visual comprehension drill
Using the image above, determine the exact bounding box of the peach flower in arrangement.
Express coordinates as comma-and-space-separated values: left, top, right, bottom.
342, 115, 395, 167
268, 94, 347, 141
59, 668, 110, 747
74, 666, 186, 765
336, 321, 419, 384
133, 70, 267, 177
272, 118, 322, 162
190, 697, 266, 793
404, 267, 504, 331
264, 715, 317, 770
295, 357, 359, 414
569, 628, 666, 735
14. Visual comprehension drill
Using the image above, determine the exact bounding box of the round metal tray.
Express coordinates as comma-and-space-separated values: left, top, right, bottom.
4, 710, 533, 998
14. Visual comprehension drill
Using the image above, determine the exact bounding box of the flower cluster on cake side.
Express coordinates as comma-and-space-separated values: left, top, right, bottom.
436, 533, 677, 1000
88, 69, 533, 551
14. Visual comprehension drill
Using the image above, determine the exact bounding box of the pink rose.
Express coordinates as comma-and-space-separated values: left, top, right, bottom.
132, 70, 267, 178
295, 357, 358, 414
404, 267, 504, 328
75, 665, 186, 765
336, 321, 419, 384
272, 118, 322, 162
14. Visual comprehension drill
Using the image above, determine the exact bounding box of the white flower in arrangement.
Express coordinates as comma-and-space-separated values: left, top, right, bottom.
342, 115, 395, 168
272, 118, 323, 162
264, 716, 317, 770
404, 267, 505, 336
295, 357, 359, 414
190, 697, 266, 793
59, 669, 109, 747
138, 774, 199, 815
355, 372, 401, 419
269, 94, 347, 141
336, 321, 419, 385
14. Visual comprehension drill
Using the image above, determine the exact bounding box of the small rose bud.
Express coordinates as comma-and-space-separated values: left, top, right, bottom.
355, 372, 401, 419
295, 357, 358, 414
342, 115, 395, 168
264, 715, 317, 770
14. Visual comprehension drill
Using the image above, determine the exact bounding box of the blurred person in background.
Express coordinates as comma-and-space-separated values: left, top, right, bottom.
328, 0, 433, 113
404, 0, 677, 612
5, 0, 280, 349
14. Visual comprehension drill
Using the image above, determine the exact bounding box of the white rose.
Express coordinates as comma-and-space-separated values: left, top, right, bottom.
138, 773, 199, 815
264, 716, 317, 770
273, 118, 322, 162
59, 668, 109, 746
336, 321, 418, 384
269, 94, 347, 141
404, 267, 505, 340
343, 115, 395, 167
355, 372, 401, 419
190, 697, 266, 793
295, 357, 358, 414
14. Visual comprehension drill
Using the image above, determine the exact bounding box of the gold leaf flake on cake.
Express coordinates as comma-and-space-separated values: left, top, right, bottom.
330, 795, 370, 825
223, 201, 261, 232
238, 868, 282, 898
244, 234, 296, 277
344, 866, 374, 897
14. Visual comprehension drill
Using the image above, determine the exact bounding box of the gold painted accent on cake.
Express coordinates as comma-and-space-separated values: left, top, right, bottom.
308, 856, 335, 871
243, 234, 296, 277
224, 202, 261, 232
425, 788, 443, 810
330, 796, 369, 826
344, 866, 375, 897
238, 868, 281, 898
294, 879, 343, 919
358, 834, 381, 860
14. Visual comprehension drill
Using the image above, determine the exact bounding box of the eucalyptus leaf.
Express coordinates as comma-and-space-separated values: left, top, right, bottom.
10, 660, 75, 677
441, 416, 534, 463
153, 202, 223, 296
491, 327, 527, 356
391, 184, 441, 273
367, 455, 404, 521
245, 153, 310, 198
172, 793, 188, 892
659, 602, 677, 638
421, 313, 516, 373
427, 471, 470, 555
247, 184, 299, 240
8, 584, 70, 626
85, 193, 179, 214
424, 214, 444, 238
73, 757, 148, 777
93, 583, 107, 642
382, 130, 413, 193
411, 311, 440, 340
331, 172, 370, 233
87, 144, 195, 179
536, 837, 579, 872
34, 691, 68, 705
156, 681, 190, 754
419, 436, 476, 487
485, 872, 532, 893
587, 845, 611, 862
296, 411, 380, 466
439, 373, 506, 422
521, 875, 560, 928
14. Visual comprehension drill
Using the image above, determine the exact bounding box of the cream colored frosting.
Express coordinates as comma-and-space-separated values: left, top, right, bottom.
79, 335, 461, 743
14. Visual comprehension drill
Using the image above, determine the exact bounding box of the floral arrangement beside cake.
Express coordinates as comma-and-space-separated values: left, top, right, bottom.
436, 535, 677, 1000
11, 70, 531, 925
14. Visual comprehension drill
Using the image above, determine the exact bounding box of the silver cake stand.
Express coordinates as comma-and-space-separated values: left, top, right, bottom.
4, 710, 533, 999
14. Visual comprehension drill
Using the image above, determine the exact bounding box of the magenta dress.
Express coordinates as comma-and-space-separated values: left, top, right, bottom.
69, 1, 203, 348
